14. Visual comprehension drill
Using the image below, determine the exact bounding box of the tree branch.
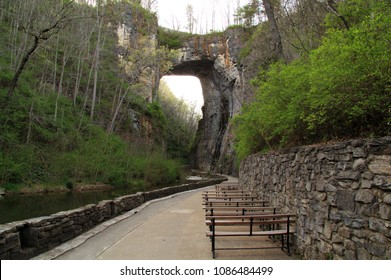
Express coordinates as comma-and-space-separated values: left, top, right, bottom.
325, 0, 350, 30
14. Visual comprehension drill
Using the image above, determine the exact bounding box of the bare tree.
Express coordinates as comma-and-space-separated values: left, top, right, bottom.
90, 22, 102, 121
171, 13, 181, 31
262, 0, 285, 62
224, 1, 232, 28
142, 0, 158, 12
107, 82, 131, 134
211, 2, 216, 31
7, 0, 76, 97
186, 4, 196, 34
279, 0, 327, 58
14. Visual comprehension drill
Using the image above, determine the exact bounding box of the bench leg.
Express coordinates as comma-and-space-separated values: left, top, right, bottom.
211, 235, 216, 258
211, 221, 216, 258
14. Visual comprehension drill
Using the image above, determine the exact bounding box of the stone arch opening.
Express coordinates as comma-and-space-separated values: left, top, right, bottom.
166, 58, 237, 173
160, 75, 203, 114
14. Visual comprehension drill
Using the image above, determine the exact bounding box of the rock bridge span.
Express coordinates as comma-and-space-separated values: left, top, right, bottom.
166, 30, 246, 174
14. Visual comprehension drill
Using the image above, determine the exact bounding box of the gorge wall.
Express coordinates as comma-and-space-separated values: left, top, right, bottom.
239, 137, 391, 259
168, 28, 251, 174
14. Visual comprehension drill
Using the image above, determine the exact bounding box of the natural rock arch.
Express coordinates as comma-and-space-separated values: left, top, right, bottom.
165, 31, 245, 174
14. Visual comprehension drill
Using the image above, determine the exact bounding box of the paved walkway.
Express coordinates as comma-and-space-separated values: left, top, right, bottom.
34, 176, 297, 260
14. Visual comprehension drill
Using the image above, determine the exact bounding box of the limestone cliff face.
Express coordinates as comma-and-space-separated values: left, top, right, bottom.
169, 28, 250, 174
118, 4, 158, 102
115, 4, 161, 145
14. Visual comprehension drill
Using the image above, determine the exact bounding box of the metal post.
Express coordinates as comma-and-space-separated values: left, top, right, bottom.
287, 216, 291, 255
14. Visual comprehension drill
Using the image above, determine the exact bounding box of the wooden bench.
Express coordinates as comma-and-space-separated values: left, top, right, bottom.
204, 206, 278, 217
215, 184, 241, 191
203, 189, 252, 194
203, 199, 269, 207
202, 191, 253, 197
205, 213, 295, 258
203, 195, 259, 201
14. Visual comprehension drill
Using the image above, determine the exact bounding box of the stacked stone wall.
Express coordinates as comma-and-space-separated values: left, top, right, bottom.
239, 137, 391, 259
0, 177, 226, 260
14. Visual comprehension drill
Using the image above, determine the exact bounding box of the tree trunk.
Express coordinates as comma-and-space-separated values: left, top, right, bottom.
107, 85, 130, 134
26, 101, 34, 144
262, 0, 285, 62
90, 13, 103, 121
55, 50, 68, 122
7, 36, 40, 97
78, 53, 95, 131
73, 52, 84, 106
53, 35, 60, 92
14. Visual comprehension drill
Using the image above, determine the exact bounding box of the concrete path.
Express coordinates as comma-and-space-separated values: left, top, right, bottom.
34, 176, 296, 260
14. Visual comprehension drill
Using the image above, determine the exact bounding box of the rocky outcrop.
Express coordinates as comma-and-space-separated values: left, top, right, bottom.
169, 28, 248, 174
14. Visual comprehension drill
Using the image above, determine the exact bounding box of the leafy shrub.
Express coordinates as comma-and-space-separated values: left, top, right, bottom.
65, 180, 74, 191
233, 0, 391, 160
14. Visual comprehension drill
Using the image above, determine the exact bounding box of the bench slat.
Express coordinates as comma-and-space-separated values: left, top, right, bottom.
203, 201, 269, 206
206, 213, 295, 220
206, 229, 294, 237
203, 205, 272, 209
205, 212, 277, 217
205, 219, 295, 226
203, 198, 261, 201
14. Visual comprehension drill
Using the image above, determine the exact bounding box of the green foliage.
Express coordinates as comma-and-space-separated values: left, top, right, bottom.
0, 0, 186, 191
235, 0, 261, 28
158, 80, 201, 161
138, 154, 183, 187
238, 23, 268, 63
157, 27, 193, 49
65, 180, 74, 190
129, 1, 157, 35
147, 101, 167, 131
233, 0, 391, 160
233, 59, 310, 159
157, 20, 249, 50
0, 86, 183, 189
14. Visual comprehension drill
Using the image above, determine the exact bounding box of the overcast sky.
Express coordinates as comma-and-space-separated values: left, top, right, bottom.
156, 0, 250, 33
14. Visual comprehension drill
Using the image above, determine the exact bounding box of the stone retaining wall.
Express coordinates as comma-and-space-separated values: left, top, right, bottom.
239, 137, 391, 259
0, 178, 226, 260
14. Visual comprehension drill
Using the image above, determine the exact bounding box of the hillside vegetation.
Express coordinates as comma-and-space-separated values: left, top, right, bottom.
233, 0, 390, 160
0, 0, 197, 192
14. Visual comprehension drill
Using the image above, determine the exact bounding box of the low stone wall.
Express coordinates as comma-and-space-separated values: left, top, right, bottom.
0, 177, 226, 260
239, 137, 391, 259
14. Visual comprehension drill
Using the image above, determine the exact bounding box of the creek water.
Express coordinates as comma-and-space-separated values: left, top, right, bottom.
0, 177, 205, 225
0, 188, 129, 225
